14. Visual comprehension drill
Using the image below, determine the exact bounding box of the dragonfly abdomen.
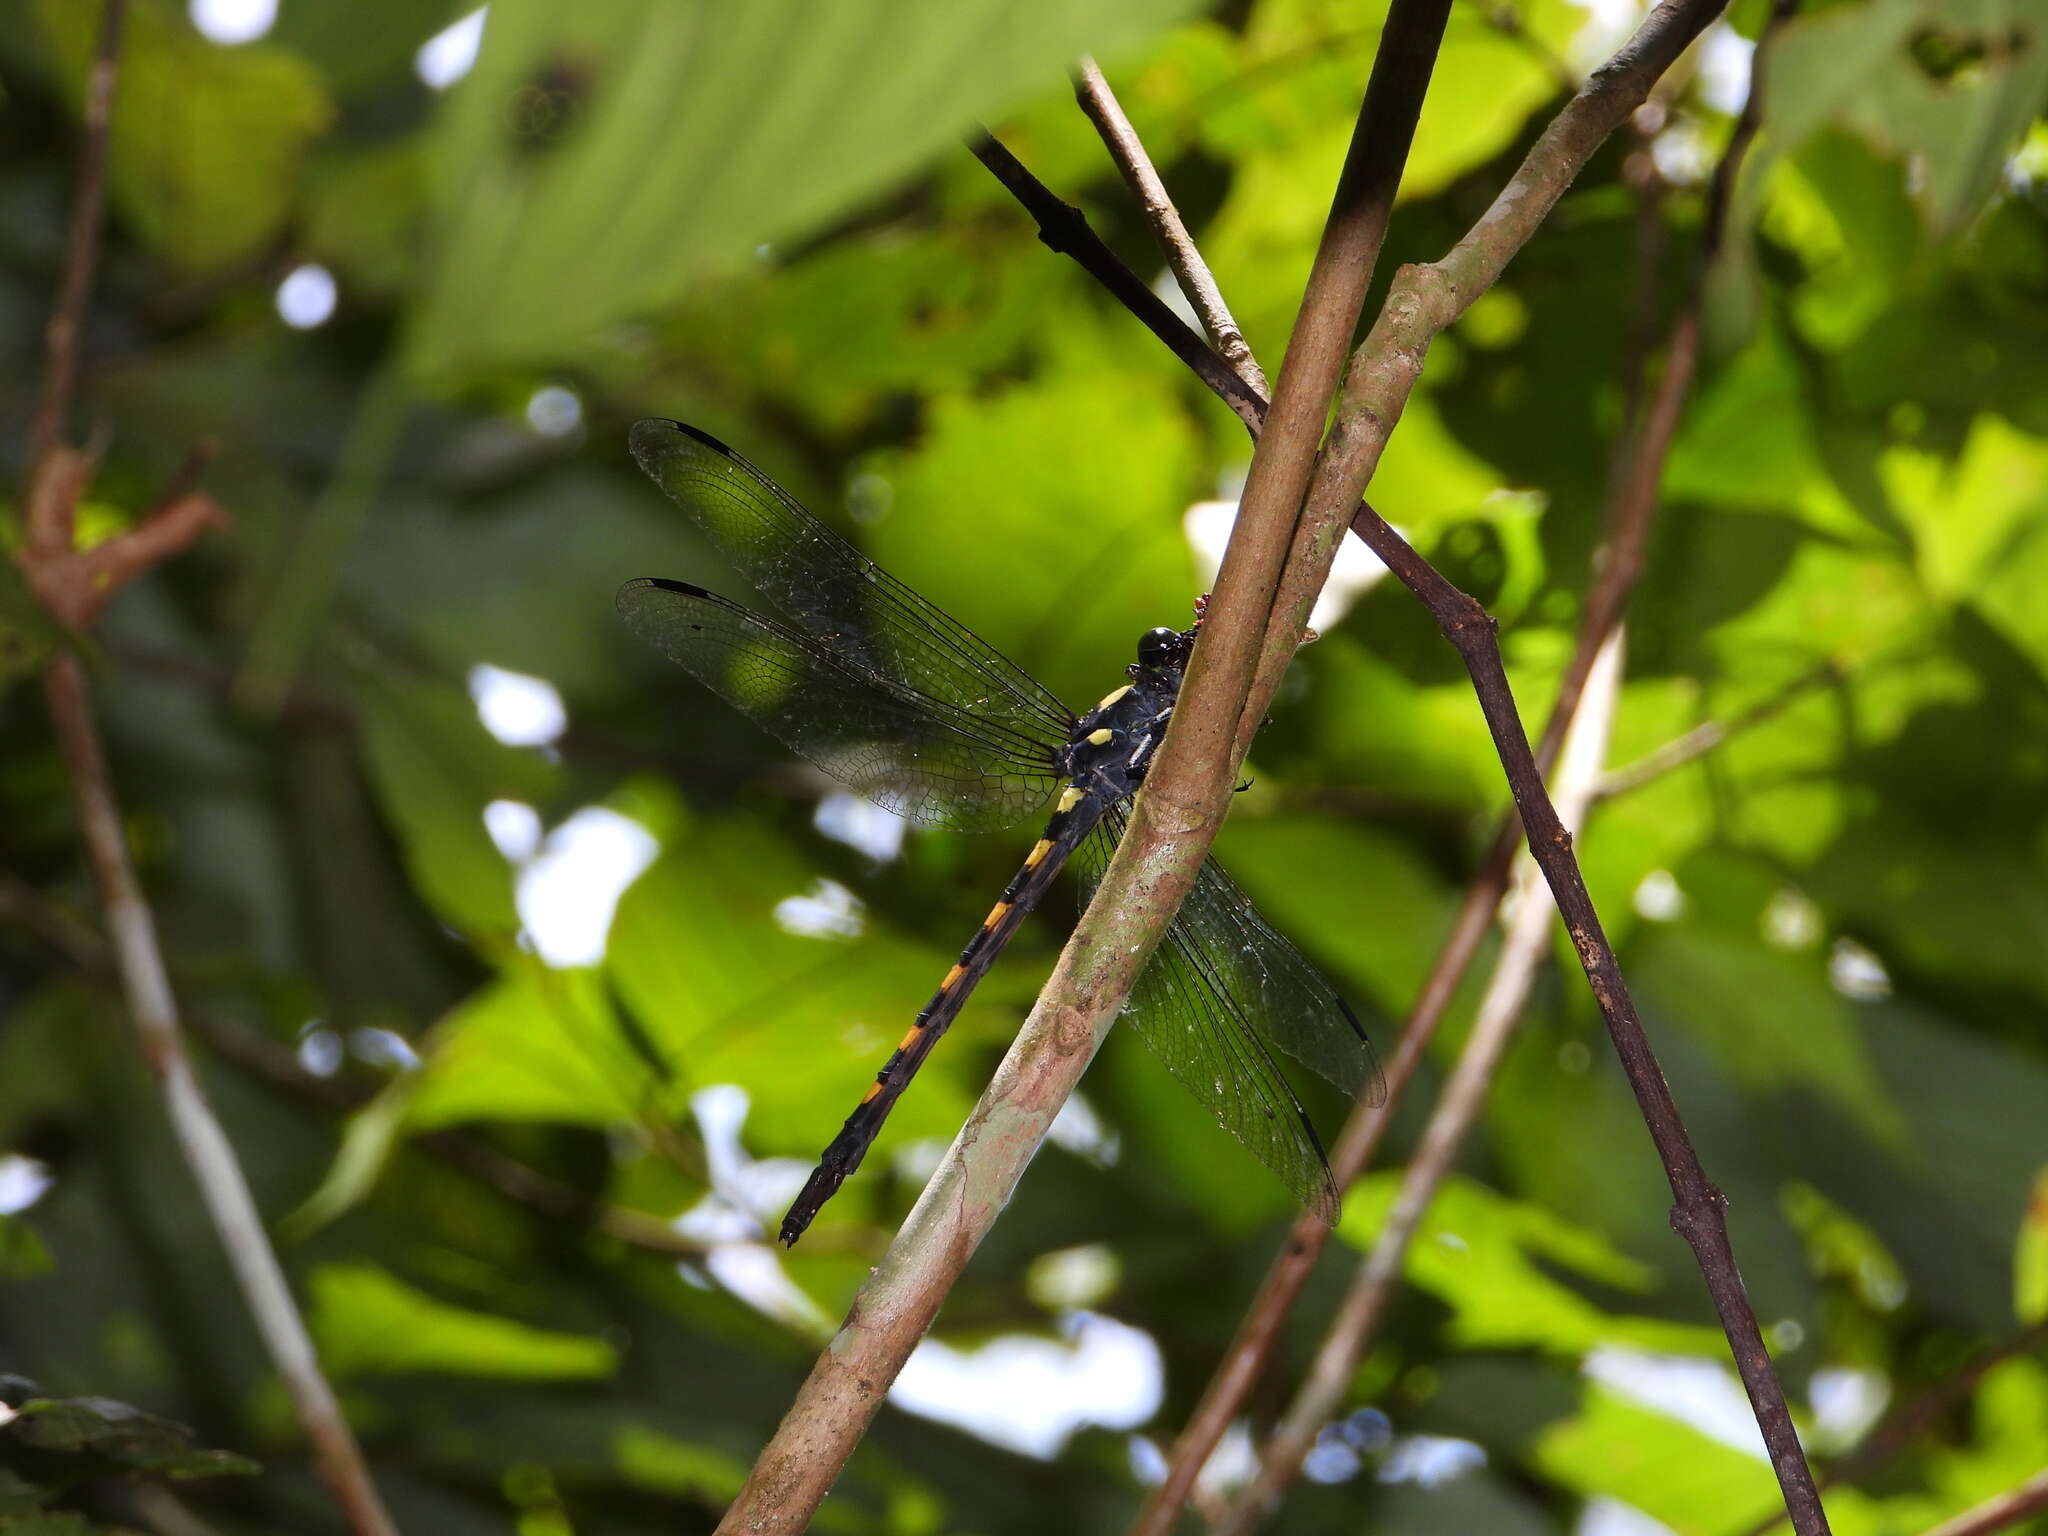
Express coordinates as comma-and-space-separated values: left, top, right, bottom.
778, 787, 1107, 1245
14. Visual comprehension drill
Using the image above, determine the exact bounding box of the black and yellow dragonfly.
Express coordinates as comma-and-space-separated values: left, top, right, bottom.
617, 420, 1383, 1244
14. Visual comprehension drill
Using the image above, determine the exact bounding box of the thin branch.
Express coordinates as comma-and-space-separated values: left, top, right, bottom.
1596, 662, 1840, 801
967, 131, 1267, 437
1737, 1318, 2048, 1536
1916, 1469, 2048, 1536
1220, 632, 1626, 1533
1073, 58, 1269, 398
715, 12, 1453, 1528
25, 0, 125, 504
43, 660, 398, 1536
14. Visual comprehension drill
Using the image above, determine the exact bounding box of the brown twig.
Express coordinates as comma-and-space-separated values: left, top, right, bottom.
1915, 1469, 2048, 1536
19, 6, 396, 1532
1073, 58, 1269, 399
1737, 1318, 2048, 1536
966, 131, 1267, 437
25, 0, 125, 499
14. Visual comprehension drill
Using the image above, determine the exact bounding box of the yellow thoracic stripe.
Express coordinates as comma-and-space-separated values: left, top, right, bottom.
1057, 785, 1084, 813
1096, 684, 1132, 710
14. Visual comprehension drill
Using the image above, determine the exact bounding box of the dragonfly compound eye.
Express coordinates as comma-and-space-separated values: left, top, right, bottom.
1135, 627, 1182, 669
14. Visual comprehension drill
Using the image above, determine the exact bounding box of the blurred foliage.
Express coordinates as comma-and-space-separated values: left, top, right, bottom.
1, 1376, 256, 1530
2, 0, 2047, 1532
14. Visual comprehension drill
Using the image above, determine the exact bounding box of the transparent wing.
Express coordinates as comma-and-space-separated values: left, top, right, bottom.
1075, 807, 1380, 1224
1127, 808, 1386, 1106
630, 419, 1075, 753
617, 578, 1060, 832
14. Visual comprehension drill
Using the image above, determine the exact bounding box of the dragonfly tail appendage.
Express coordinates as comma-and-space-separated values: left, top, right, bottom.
778, 803, 1100, 1246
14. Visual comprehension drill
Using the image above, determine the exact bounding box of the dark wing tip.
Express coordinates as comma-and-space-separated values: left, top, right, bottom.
615, 575, 712, 613
629, 417, 739, 468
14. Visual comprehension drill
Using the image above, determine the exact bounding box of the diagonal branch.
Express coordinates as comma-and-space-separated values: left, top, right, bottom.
967, 130, 1267, 436
1073, 58, 1269, 398
1915, 1469, 2048, 1536
42, 660, 398, 1536
1738, 1316, 2048, 1536
25, 0, 124, 505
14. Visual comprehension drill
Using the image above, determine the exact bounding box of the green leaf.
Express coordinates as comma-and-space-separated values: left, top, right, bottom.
0, 1391, 257, 1497
1533, 1387, 1884, 1536
862, 358, 1203, 710
350, 667, 556, 935
1338, 1174, 1727, 1356
409, 0, 1205, 374
309, 1263, 619, 1379
303, 137, 431, 296
278, 1073, 422, 1241
31, 0, 333, 271
605, 818, 981, 1158
1761, 0, 2048, 239
613, 1425, 747, 1502
406, 959, 657, 1131
1211, 816, 1452, 1021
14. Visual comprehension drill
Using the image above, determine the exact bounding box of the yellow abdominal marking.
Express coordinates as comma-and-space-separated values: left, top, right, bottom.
898, 1024, 924, 1050
940, 963, 965, 989
1096, 684, 1132, 710
861, 1081, 882, 1104
1087, 728, 1113, 745
1056, 785, 1085, 813
1024, 838, 1054, 868
983, 900, 1011, 928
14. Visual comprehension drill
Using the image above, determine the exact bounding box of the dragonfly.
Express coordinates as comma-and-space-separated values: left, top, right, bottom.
616, 419, 1384, 1245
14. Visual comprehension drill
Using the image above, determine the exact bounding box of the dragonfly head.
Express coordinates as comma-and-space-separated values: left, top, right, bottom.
1133, 626, 1192, 676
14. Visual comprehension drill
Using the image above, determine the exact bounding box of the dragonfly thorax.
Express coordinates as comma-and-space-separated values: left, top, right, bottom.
1056, 632, 1191, 802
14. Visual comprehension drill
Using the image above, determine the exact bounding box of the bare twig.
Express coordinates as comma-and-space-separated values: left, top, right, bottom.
1915, 1469, 2048, 1536
25, 0, 125, 497
1596, 662, 1840, 801
1220, 631, 1626, 1532
1073, 58, 1268, 398
42, 661, 398, 1536
967, 131, 1267, 437
19, 7, 396, 1531
1737, 1318, 2048, 1536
